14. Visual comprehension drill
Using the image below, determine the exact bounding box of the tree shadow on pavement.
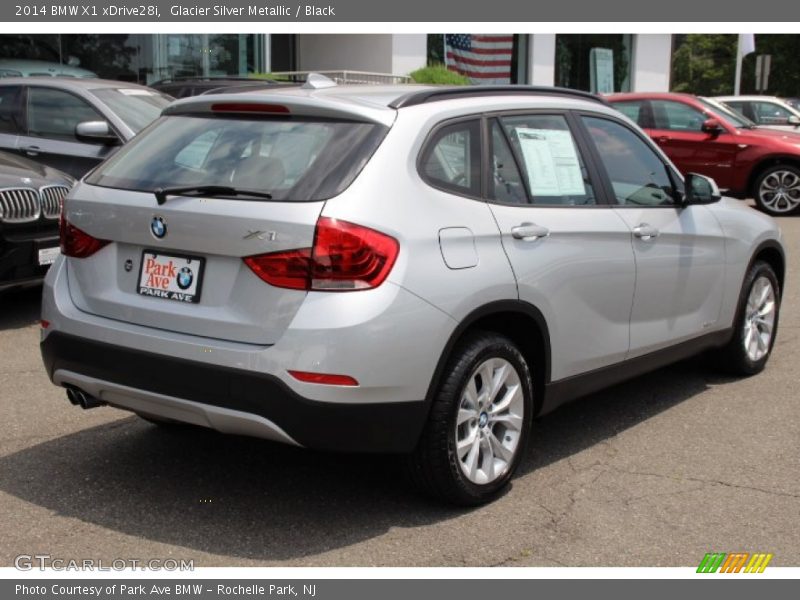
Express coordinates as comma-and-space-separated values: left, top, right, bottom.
0, 358, 734, 563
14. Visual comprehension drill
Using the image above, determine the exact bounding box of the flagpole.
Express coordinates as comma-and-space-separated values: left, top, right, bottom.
734, 35, 743, 96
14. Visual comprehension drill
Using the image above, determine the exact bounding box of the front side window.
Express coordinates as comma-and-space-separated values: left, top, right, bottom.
90, 88, 171, 133
752, 101, 794, 125
26, 87, 104, 142
583, 116, 675, 206
500, 114, 596, 206
85, 115, 387, 202
650, 100, 707, 132
420, 120, 481, 196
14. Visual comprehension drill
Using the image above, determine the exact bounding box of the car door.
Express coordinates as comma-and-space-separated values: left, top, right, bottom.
0, 85, 24, 157
647, 99, 741, 190
18, 86, 118, 178
580, 114, 726, 357
485, 112, 636, 380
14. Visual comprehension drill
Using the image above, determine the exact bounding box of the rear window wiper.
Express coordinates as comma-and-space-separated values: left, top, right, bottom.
153, 185, 273, 205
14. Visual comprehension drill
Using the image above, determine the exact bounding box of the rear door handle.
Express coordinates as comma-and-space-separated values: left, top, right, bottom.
653, 136, 670, 144
510, 223, 550, 241
22, 145, 40, 157
633, 223, 660, 241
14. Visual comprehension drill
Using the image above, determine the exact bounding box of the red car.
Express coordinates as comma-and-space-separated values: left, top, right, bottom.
608, 92, 800, 215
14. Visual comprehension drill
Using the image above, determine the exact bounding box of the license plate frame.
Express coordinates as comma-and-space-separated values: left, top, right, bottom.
137, 250, 205, 304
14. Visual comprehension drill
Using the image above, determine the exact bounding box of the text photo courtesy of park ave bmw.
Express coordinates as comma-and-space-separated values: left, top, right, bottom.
0, 1, 799, 590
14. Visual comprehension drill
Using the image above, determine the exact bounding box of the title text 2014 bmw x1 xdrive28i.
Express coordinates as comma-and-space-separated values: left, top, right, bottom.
40, 79, 785, 505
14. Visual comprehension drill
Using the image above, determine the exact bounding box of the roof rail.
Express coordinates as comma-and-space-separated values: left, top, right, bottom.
389, 85, 610, 109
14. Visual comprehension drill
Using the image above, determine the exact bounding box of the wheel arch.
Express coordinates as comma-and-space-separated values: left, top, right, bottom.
746, 156, 800, 199
750, 239, 786, 297
424, 300, 552, 417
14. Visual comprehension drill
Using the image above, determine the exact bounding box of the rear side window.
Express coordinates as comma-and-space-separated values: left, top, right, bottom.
419, 120, 481, 196
612, 101, 645, 126
85, 115, 388, 201
500, 114, 597, 206
0, 85, 23, 134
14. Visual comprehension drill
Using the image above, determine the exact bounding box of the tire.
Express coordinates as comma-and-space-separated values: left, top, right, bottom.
716, 260, 781, 376
406, 331, 534, 506
753, 165, 800, 216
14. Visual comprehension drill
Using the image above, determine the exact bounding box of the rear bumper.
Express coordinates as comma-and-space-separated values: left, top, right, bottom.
41, 331, 428, 453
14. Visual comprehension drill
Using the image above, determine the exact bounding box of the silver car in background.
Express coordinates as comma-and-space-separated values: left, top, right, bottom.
40, 80, 785, 505
0, 78, 172, 178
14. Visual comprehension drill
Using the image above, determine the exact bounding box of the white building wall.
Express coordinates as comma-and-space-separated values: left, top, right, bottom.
528, 34, 556, 86
630, 34, 673, 92
391, 34, 428, 76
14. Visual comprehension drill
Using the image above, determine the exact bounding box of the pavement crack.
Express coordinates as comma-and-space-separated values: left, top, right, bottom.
608, 466, 800, 500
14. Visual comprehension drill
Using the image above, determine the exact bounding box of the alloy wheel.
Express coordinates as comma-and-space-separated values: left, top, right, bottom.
454, 357, 525, 485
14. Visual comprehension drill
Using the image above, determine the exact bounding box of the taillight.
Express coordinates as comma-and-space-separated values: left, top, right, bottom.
60, 219, 109, 258
244, 217, 399, 292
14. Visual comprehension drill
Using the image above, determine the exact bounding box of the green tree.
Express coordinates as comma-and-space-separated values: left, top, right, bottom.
741, 35, 800, 96
671, 34, 737, 95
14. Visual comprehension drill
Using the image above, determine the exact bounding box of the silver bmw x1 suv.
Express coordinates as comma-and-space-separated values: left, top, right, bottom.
41, 78, 785, 505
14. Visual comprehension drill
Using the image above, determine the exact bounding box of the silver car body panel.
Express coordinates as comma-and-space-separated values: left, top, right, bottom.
41, 85, 785, 447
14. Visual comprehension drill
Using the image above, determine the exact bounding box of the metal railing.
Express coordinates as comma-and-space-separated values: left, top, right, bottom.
269, 70, 412, 85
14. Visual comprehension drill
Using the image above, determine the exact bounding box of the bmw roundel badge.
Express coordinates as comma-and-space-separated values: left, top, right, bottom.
177, 266, 194, 290
150, 215, 167, 239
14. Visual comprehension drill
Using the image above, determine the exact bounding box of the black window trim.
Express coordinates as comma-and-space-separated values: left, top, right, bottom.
574, 111, 684, 210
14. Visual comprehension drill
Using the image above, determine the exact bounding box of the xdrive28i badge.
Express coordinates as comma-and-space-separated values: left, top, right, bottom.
150, 216, 167, 239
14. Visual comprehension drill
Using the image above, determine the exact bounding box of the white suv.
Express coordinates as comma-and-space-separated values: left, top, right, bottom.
41, 79, 785, 505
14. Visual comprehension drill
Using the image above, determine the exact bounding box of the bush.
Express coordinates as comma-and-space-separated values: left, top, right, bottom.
250, 72, 294, 82
409, 64, 470, 85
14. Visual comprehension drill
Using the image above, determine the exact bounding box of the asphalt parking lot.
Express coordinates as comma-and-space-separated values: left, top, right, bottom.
1, 207, 798, 568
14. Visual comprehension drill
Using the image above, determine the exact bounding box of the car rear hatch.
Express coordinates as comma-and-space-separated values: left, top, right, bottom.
63, 92, 393, 345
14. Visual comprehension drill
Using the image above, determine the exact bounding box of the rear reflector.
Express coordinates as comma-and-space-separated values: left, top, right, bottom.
243, 217, 399, 291
60, 220, 110, 259
287, 370, 359, 386
211, 102, 290, 114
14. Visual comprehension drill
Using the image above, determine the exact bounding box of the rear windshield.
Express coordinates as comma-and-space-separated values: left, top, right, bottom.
85, 115, 388, 201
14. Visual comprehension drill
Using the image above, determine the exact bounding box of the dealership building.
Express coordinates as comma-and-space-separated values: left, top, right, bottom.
2, 33, 673, 92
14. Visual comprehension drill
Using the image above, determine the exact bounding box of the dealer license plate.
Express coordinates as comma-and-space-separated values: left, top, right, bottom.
38, 246, 60, 266
137, 251, 204, 304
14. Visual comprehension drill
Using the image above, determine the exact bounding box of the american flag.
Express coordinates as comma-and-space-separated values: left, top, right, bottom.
445, 34, 514, 84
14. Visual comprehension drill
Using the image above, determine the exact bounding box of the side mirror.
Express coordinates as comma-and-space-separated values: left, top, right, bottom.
684, 172, 722, 205
75, 120, 120, 145
701, 118, 723, 135
788, 115, 800, 127
67, 55, 80, 67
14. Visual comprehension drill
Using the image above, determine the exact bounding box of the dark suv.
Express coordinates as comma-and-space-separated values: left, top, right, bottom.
0, 150, 72, 292
608, 92, 800, 215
